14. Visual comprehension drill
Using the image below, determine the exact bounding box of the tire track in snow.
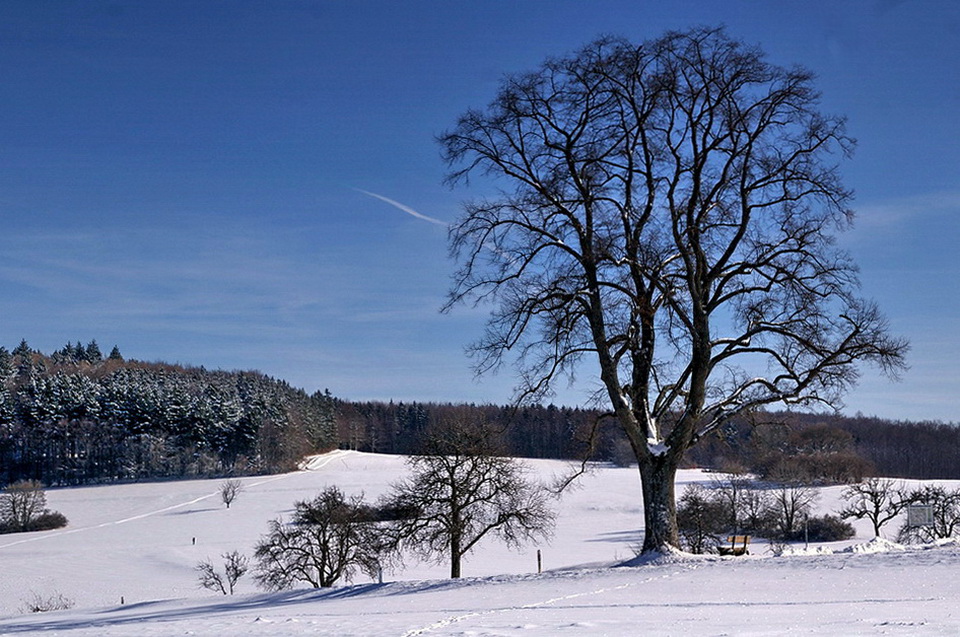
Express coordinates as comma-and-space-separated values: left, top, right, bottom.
401, 562, 700, 636
0, 450, 353, 550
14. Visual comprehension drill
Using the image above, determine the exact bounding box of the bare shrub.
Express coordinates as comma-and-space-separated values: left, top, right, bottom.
710, 473, 754, 533
20, 591, 75, 614
1, 480, 47, 531
769, 482, 820, 540
219, 479, 244, 509
676, 484, 725, 553
739, 488, 777, 537
197, 550, 248, 595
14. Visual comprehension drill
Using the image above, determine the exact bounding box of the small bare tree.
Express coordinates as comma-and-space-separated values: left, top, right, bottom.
219, 479, 244, 509
676, 484, 725, 554
710, 473, 754, 533
769, 480, 820, 540
740, 487, 777, 536
1, 480, 46, 531
196, 550, 248, 595
254, 486, 380, 589
839, 478, 909, 538
382, 421, 554, 578
0, 480, 66, 533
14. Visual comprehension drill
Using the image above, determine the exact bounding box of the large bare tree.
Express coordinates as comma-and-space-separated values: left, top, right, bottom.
440, 27, 907, 553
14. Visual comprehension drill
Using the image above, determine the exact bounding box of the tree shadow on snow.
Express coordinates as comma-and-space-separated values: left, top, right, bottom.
163, 507, 220, 516
586, 529, 642, 544
0, 580, 486, 634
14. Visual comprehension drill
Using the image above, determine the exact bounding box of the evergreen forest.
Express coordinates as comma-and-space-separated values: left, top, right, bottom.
0, 340, 336, 486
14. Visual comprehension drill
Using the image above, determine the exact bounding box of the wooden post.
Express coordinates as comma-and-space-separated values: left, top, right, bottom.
537, 549, 542, 574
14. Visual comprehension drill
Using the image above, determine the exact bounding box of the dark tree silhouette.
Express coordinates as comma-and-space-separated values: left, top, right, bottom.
839, 478, 909, 538
219, 479, 244, 509
254, 487, 380, 589
383, 422, 554, 578
440, 27, 907, 552
196, 550, 248, 595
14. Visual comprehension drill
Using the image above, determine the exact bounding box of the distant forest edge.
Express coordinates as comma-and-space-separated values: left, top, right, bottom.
0, 340, 337, 486
1, 340, 958, 487
338, 401, 960, 482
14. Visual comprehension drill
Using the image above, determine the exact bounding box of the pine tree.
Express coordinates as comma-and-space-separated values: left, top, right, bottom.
85, 340, 103, 363
12, 340, 31, 359
13, 340, 33, 378
0, 347, 12, 382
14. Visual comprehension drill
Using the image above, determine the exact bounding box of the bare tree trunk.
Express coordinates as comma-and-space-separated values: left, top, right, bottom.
450, 532, 462, 578
638, 454, 681, 553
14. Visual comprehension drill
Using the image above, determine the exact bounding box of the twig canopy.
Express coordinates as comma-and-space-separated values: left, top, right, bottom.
440, 27, 907, 552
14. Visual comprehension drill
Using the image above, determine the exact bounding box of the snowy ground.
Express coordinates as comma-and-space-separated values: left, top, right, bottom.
1, 450, 959, 635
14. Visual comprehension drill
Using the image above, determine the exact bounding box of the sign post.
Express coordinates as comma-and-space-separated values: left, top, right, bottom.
906, 504, 934, 528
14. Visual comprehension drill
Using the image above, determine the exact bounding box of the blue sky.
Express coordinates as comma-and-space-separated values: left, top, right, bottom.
1, 1, 957, 422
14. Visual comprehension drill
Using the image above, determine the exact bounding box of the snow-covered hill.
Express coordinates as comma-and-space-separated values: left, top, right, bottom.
2, 451, 958, 635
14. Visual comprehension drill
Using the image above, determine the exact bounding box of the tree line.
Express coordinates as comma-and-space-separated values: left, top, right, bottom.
0, 340, 337, 487
2, 339, 957, 489
685, 410, 960, 482
337, 399, 960, 482
336, 401, 599, 460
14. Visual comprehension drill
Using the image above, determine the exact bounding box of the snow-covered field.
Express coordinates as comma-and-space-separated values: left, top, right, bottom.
2, 450, 959, 635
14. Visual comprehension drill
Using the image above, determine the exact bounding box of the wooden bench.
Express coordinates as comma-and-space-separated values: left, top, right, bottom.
718, 535, 750, 556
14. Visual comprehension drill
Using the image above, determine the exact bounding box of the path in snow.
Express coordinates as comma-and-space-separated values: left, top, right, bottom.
0, 450, 350, 552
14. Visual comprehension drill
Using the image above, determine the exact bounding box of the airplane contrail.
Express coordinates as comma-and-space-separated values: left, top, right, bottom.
354, 188, 448, 227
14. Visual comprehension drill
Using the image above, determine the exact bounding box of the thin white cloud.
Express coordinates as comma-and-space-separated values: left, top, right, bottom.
354, 188, 449, 227
856, 190, 960, 229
